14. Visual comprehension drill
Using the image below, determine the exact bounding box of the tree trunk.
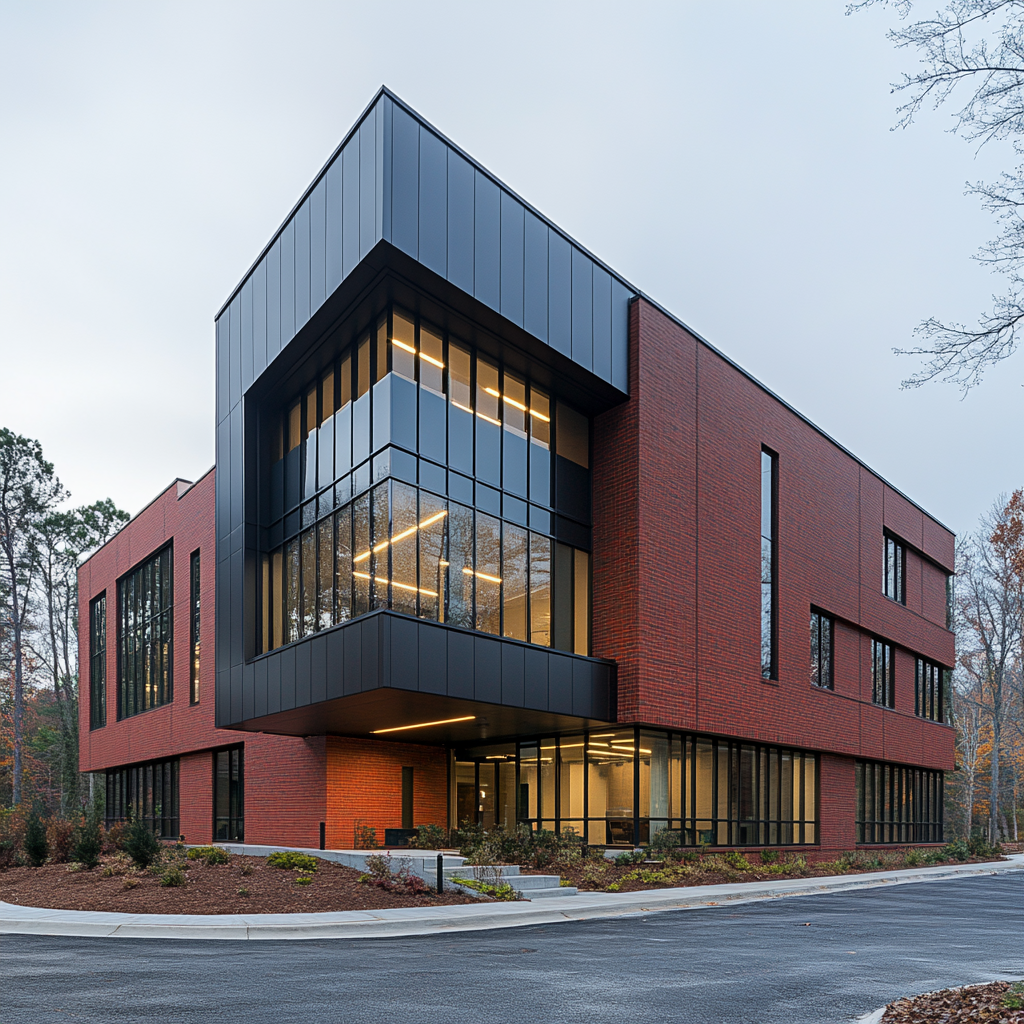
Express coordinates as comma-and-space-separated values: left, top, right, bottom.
7, 544, 25, 807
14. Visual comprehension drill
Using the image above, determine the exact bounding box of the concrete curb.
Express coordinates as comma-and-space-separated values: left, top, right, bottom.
2, 855, 1020, 941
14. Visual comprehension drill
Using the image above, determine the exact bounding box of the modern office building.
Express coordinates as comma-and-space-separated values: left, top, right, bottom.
79, 88, 954, 851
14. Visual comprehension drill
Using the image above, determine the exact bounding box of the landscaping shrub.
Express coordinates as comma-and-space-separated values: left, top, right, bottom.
614, 850, 646, 866
353, 823, 378, 849
46, 818, 77, 864
648, 829, 681, 855
0, 839, 15, 871
943, 838, 971, 862
123, 814, 162, 869
160, 865, 186, 887
450, 876, 519, 900
23, 809, 49, 867
759, 848, 778, 865
408, 823, 449, 850
361, 853, 430, 895
103, 821, 128, 854
267, 851, 319, 872
72, 813, 103, 870
294, 875, 313, 886
967, 828, 1002, 858
186, 845, 231, 866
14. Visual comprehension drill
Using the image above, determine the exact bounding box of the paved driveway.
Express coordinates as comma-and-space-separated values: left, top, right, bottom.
3, 874, 1021, 1023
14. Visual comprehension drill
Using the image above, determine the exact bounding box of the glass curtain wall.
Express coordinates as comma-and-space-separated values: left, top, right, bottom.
855, 760, 943, 843
456, 728, 819, 847
105, 758, 179, 838
117, 545, 173, 719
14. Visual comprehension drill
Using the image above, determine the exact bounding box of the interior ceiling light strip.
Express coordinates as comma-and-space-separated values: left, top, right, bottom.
462, 567, 502, 584
372, 715, 476, 734
351, 571, 437, 598
354, 509, 448, 564
391, 337, 445, 369
483, 386, 549, 422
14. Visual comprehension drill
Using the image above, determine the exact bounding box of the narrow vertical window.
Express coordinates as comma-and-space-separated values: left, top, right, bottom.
189, 551, 201, 704
871, 639, 895, 708
89, 594, 107, 729
915, 657, 945, 722
945, 574, 954, 629
760, 448, 778, 679
810, 610, 833, 689
883, 534, 906, 604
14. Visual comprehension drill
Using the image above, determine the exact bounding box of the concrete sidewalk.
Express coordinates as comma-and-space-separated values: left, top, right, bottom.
1, 855, 1019, 941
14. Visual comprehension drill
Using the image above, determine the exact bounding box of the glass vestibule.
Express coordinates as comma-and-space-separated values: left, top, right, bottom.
455, 729, 819, 846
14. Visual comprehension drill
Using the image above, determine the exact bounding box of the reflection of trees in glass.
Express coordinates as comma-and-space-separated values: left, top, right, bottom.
474, 513, 502, 636
419, 491, 447, 622
503, 524, 528, 641
447, 503, 474, 629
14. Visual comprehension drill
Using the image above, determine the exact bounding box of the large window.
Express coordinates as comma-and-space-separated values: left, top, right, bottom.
105, 758, 179, 839
460, 729, 818, 848
810, 609, 833, 690
883, 533, 905, 604
117, 546, 173, 719
760, 448, 778, 679
89, 594, 106, 729
856, 760, 943, 843
260, 481, 589, 656
214, 746, 244, 842
189, 550, 201, 704
871, 638, 894, 708
915, 658, 948, 723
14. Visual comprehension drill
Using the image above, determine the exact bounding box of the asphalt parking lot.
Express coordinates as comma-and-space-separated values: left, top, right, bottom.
3, 873, 1021, 1024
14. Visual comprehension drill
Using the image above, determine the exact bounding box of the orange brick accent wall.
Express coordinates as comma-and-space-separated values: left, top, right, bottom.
818, 753, 857, 851
326, 737, 447, 848
244, 734, 327, 847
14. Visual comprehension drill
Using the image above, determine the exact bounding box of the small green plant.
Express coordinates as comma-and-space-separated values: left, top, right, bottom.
559, 877, 574, 886
237, 887, 249, 896
23, 809, 48, 867
294, 874, 313, 885
72, 812, 103, 870
65, 861, 84, 873
1003, 981, 1024, 1010
942, 838, 971, 862
967, 828, 1002, 859
408, 823, 449, 850
614, 850, 646, 866
363, 853, 431, 895
903, 848, 924, 867
759, 848, 778, 865
160, 865, 186, 887
648, 829, 681, 855
122, 876, 140, 890
46, 818, 77, 864
450, 876, 520, 901
267, 851, 319, 872
186, 845, 231, 866
722, 850, 753, 871
354, 823, 379, 849
239, 861, 254, 877
123, 813, 162, 869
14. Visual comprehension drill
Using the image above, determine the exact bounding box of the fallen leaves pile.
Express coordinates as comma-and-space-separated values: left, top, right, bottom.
882, 981, 1024, 1023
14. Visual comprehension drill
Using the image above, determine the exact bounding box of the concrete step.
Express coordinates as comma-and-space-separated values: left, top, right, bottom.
443, 864, 520, 879
506, 873, 561, 889
521, 886, 578, 898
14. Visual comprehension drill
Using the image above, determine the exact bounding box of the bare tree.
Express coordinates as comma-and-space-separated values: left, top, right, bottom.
852, 1, 1024, 390
0, 430, 66, 806
950, 673, 985, 834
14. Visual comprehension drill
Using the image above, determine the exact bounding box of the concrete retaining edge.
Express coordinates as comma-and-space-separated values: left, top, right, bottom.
2, 855, 1020, 941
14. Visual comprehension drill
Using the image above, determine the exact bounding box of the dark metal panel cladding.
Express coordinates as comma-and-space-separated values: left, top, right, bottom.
229, 404, 243, 530
278, 645, 296, 711
215, 557, 231, 671
230, 665, 243, 723
390, 615, 418, 691
216, 314, 229, 421
359, 115, 376, 259
310, 177, 327, 315
360, 616, 379, 692
523, 211, 548, 343
326, 158, 342, 295
215, 669, 228, 725
548, 653, 573, 714
523, 646, 549, 709
267, 650, 281, 715
474, 634, 501, 703
571, 247, 593, 372
418, 621, 446, 694
611, 279, 631, 393
500, 192, 524, 327
240, 279, 253, 393
391, 105, 419, 258
228, 295, 242, 408
447, 149, 474, 294
280, 220, 295, 343
229, 547, 243, 667
310, 632, 327, 705
343, 136, 359, 280
500, 642, 525, 707
418, 128, 447, 277
381, 96, 393, 242
266, 239, 281, 362
326, 628, 344, 700
473, 170, 500, 311
294, 199, 311, 332
375, 98, 384, 241
343, 618, 362, 695
252, 258, 267, 378
571, 658, 593, 718
242, 663, 254, 721
254, 656, 268, 719
547, 231, 571, 358
447, 629, 474, 700
592, 266, 612, 383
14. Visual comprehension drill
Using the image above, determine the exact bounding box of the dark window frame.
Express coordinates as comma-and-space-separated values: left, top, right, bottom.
760, 447, 779, 680
810, 608, 834, 690
914, 657, 947, 723
871, 637, 895, 709
104, 757, 179, 839
116, 543, 174, 720
213, 745, 245, 843
855, 759, 943, 843
189, 549, 201, 704
883, 532, 906, 605
89, 593, 107, 729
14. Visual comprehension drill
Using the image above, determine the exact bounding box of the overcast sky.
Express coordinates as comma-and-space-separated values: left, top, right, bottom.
1, 1, 1018, 538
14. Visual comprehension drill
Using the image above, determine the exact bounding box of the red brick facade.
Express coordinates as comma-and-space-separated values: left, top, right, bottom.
592, 298, 955, 778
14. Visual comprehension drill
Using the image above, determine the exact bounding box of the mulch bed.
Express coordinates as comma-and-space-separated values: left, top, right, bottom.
526, 853, 1007, 893
0, 854, 480, 915
881, 981, 1024, 1023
